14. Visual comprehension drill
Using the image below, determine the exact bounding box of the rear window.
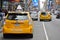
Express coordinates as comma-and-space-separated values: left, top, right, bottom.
7, 13, 28, 20
41, 12, 47, 15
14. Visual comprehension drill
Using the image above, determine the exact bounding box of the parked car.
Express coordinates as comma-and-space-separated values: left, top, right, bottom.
54, 9, 59, 15
30, 11, 38, 21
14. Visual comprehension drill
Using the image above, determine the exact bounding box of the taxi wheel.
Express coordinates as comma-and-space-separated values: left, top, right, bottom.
3, 34, 6, 39
49, 19, 51, 21
40, 19, 43, 21
29, 34, 33, 38
3, 34, 9, 39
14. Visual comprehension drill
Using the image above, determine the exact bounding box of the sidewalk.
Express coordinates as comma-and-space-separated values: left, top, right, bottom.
0, 28, 3, 33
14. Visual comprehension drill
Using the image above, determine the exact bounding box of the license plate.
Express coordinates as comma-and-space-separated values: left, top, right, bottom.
11, 29, 22, 32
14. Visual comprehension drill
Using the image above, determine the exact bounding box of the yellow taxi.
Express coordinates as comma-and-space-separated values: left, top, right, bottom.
40, 12, 51, 21
3, 11, 33, 38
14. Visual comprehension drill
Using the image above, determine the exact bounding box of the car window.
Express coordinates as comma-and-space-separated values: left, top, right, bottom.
41, 12, 47, 15
7, 13, 28, 20
32, 11, 37, 14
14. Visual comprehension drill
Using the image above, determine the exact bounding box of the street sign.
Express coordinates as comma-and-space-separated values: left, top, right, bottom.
32, 0, 38, 7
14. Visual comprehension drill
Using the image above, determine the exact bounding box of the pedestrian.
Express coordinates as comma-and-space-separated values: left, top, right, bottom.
54, 9, 59, 15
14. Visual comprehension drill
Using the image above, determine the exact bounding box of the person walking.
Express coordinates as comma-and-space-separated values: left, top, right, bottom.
54, 9, 59, 15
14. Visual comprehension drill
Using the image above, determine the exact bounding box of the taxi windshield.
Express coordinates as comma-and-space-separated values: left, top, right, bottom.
41, 12, 47, 15
7, 13, 28, 20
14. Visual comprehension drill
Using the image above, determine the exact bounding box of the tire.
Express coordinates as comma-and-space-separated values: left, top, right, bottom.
40, 19, 43, 21
3, 34, 6, 39
29, 34, 33, 38
49, 19, 51, 21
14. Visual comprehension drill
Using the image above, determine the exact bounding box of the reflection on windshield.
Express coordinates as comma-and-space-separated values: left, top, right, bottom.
41, 12, 47, 15
7, 14, 28, 20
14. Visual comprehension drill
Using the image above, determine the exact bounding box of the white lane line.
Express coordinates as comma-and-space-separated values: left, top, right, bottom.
42, 22, 49, 40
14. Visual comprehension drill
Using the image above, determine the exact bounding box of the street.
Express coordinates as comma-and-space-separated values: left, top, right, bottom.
0, 15, 60, 40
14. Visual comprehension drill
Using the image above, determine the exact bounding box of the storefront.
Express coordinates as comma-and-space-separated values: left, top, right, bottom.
56, 0, 60, 4
1, 0, 24, 10
2, 1, 9, 10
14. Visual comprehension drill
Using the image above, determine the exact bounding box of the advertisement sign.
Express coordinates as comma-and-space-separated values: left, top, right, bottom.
48, 0, 53, 10
56, 0, 60, 2
56, 0, 60, 4
32, 0, 38, 7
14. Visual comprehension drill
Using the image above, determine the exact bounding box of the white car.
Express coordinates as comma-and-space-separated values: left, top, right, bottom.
54, 10, 59, 15
30, 11, 38, 20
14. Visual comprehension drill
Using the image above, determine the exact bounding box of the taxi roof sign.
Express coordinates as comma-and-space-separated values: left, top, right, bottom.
17, 5, 22, 10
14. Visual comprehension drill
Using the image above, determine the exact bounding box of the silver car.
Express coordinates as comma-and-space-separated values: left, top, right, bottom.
30, 11, 38, 20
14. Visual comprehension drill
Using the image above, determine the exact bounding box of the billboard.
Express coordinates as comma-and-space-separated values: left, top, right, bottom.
56, 0, 60, 4
32, 0, 38, 7
48, 0, 53, 10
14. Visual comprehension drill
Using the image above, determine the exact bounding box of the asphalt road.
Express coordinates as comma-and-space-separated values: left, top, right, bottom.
0, 15, 60, 40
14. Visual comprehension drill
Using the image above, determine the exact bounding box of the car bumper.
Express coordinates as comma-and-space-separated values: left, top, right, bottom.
40, 18, 51, 21
32, 17, 38, 19
3, 33, 33, 39
40, 18, 51, 20
3, 25, 33, 34
56, 15, 60, 18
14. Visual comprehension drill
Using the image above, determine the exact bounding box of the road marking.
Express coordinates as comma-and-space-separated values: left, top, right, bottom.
42, 22, 49, 40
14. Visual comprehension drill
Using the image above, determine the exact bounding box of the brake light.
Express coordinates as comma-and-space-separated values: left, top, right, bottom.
30, 29, 32, 32
4, 22, 10, 28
